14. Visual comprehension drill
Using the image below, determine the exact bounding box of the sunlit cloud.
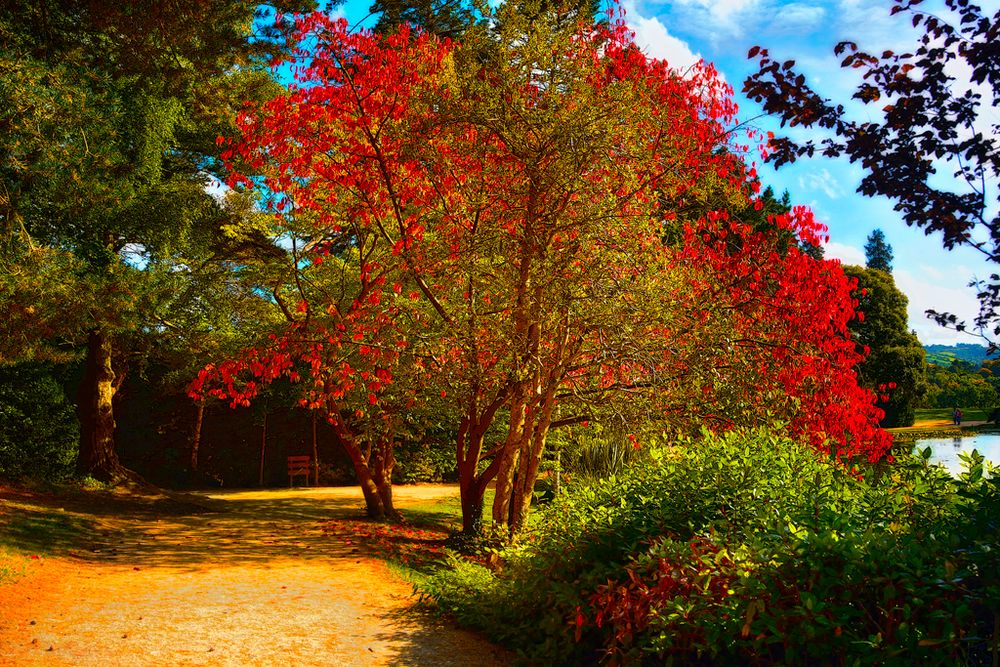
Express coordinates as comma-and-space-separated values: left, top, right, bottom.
624, 1, 703, 70
824, 240, 865, 266
895, 266, 983, 345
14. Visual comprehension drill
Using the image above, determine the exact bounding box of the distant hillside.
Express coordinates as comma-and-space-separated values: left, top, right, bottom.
924, 343, 992, 367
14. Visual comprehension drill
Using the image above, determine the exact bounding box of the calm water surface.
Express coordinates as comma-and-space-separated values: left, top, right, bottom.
912, 432, 1000, 475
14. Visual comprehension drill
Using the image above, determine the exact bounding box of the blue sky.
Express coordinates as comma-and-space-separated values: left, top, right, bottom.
325, 0, 998, 345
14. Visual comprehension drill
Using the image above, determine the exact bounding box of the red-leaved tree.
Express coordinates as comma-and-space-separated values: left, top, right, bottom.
195, 1, 890, 532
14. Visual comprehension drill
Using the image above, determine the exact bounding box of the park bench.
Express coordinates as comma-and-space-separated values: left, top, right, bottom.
287, 455, 312, 487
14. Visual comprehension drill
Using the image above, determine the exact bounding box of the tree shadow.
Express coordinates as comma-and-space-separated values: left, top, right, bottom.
0, 486, 387, 570
1, 485, 469, 574
370, 604, 512, 667
0, 503, 96, 555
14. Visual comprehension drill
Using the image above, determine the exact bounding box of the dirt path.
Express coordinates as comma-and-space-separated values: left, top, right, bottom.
0, 486, 508, 667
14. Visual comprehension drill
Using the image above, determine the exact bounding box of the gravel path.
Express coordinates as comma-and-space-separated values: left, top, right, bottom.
0, 486, 508, 666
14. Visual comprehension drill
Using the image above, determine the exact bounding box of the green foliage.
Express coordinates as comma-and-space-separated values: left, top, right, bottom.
371, 0, 479, 39
0, 363, 78, 481
419, 429, 1000, 665
926, 363, 999, 412
393, 438, 457, 484
864, 228, 894, 273
844, 265, 927, 426
0, 547, 29, 586
558, 426, 643, 483
924, 343, 990, 368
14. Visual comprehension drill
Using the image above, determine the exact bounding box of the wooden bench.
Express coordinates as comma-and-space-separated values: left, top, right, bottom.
287, 455, 312, 487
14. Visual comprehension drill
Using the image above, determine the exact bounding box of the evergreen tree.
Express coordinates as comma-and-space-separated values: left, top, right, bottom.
371, 0, 478, 39
864, 229, 894, 272
0, 0, 314, 481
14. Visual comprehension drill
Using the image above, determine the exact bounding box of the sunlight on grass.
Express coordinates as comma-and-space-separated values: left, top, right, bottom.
399, 488, 495, 533
0, 500, 94, 556
0, 547, 31, 586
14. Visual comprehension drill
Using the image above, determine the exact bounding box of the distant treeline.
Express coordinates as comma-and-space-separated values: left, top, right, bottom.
924, 343, 992, 367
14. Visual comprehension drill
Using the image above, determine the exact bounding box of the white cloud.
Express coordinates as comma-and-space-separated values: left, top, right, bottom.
825, 242, 981, 344
824, 240, 865, 266
675, 0, 760, 29
798, 168, 845, 200
624, 1, 703, 70
781, 2, 826, 25
895, 266, 983, 345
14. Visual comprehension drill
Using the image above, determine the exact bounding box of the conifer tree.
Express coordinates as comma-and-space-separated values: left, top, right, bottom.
864, 229, 894, 273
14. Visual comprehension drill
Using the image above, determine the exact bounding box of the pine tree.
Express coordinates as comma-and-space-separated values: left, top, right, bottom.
865, 229, 894, 273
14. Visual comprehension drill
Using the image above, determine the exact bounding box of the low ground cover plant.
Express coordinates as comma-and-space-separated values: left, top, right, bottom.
419, 429, 1000, 665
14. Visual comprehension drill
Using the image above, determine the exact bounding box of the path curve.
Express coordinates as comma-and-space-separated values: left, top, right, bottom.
0, 485, 508, 666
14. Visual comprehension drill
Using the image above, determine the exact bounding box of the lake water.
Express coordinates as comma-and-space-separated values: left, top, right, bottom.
912, 432, 1000, 475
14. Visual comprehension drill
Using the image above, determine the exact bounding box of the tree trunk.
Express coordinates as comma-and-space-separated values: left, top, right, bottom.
461, 484, 486, 534
258, 411, 267, 487
492, 388, 527, 527
76, 328, 126, 481
356, 464, 386, 519
190, 401, 205, 472
372, 437, 399, 520
328, 413, 389, 519
510, 380, 559, 532
456, 414, 499, 535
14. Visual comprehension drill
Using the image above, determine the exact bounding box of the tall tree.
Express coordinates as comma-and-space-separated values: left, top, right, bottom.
203, 2, 889, 534
864, 229, 894, 273
843, 265, 926, 426
371, 0, 477, 39
743, 0, 998, 343
0, 1, 315, 481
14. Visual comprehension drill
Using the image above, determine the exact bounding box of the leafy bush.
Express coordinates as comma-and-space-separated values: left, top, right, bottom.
419, 429, 1000, 665
393, 438, 457, 484
0, 363, 78, 481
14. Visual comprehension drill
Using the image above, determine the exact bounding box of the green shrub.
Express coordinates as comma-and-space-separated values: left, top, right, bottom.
0, 363, 78, 481
393, 438, 456, 484
419, 429, 1000, 665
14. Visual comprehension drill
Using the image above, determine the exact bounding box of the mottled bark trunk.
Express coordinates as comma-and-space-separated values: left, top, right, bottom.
510, 386, 556, 532
491, 388, 526, 527
76, 329, 126, 481
372, 437, 399, 520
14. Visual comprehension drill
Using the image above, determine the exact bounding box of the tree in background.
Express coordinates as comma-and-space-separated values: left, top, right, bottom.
843, 265, 926, 426
0, 0, 315, 480
926, 362, 998, 415
744, 0, 999, 344
371, 0, 478, 39
864, 229, 894, 273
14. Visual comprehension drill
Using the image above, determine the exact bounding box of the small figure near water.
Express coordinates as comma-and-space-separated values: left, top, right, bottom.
953, 408, 963, 426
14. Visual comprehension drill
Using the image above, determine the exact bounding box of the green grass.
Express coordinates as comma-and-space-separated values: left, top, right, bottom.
399, 488, 496, 532
0, 500, 95, 556
0, 497, 92, 586
914, 407, 993, 422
